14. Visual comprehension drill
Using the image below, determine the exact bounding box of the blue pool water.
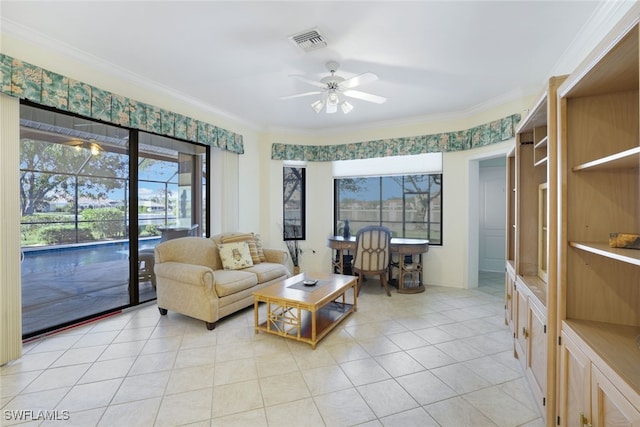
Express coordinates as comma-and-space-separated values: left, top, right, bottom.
21, 239, 160, 274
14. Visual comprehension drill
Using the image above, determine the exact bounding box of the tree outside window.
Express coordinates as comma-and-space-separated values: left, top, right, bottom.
334, 174, 442, 244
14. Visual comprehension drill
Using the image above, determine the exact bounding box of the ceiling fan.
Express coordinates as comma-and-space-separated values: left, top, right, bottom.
281, 61, 386, 114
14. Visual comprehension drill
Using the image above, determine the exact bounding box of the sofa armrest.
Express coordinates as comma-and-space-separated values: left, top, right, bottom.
263, 248, 288, 265
155, 261, 216, 293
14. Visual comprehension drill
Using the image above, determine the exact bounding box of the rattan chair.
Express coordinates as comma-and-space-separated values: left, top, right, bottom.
352, 226, 392, 297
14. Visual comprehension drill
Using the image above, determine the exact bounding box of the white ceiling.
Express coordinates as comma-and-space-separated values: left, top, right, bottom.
1, 1, 607, 132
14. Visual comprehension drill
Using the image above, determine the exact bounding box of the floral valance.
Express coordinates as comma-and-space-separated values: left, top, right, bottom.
271, 113, 520, 161
0, 54, 244, 154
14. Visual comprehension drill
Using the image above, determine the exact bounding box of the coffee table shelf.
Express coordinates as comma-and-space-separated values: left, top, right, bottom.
253, 273, 357, 349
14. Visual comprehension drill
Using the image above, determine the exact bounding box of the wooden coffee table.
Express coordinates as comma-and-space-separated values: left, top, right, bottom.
253, 272, 358, 349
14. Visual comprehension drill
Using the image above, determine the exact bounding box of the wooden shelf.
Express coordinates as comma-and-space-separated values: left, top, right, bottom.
573, 146, 640, 171
570, 241, 640, 266
564, 319, 640, 396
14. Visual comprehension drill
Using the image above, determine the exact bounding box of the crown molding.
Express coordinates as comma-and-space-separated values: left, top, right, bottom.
1, 17, 260, 133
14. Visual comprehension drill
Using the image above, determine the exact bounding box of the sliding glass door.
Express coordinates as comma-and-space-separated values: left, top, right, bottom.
19, 103, 208, 337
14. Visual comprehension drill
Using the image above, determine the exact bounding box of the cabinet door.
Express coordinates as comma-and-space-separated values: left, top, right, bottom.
505, 270, 515, 331
527, 302, 547, 413
559, 331, 591, 427
591, 365, 640, 426
514, 283, 528, 365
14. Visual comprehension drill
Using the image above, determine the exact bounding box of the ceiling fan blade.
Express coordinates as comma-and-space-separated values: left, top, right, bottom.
290, 75, 327, 89
339, 72, 378, 89
280, 91, 322, 100
342, 89, 387, 104
326, 102, 338, 114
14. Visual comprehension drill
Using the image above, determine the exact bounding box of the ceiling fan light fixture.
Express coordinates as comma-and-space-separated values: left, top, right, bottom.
311, 99, 325, 113
340, 101, 354, 114
327, 92, 340, 105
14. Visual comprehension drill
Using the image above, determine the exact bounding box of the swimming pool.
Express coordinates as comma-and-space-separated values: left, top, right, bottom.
21, 238, 160, 274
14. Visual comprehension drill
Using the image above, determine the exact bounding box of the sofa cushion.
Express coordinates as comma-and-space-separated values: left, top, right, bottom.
244, 262, 289, 283
214, 270, 258, 297
220, 233, 261, 264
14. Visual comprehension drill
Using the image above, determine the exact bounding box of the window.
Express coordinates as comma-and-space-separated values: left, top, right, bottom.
334, 173, 442, 244
283, 166, 305, 240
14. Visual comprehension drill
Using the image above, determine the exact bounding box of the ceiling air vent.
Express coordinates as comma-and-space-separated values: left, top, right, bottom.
289, 28, 327, 52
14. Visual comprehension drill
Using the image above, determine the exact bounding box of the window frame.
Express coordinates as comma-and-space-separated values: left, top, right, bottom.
283, 165, 306, 241
333, 173, 443, 245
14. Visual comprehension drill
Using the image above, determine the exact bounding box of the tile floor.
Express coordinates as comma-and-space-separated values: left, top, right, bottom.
1, 272, 543, 426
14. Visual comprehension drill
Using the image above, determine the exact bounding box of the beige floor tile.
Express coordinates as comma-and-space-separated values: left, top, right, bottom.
42, 407, 105, 427
22, 364, 90, 394
264, 397, 325, 427
259, 371, 310, 407
255, 352, 298, 378
78, 356, 136, 384
140, 336, 183, 355
395, 370, 457, 405
385, 331, 429, 350
165, 365, 215, 395
97, 397, 161, 427
2, 387, 69, 416
173, 346, 216, 370
412, 326, 456, 344
324, 340, 370, 363
435, 340, 486, 362
406, 345, 456, 369
97, 340, 146, 361
111, 370, 171, 404
155, 388, 213, 427
357, 379, 419, 418
0, 350, 64, 375
463, 386, 540, 426
112, 326, 155, 343
128, 351, 177, 376
340, 357, 390, 386
0, 370, 43, 398
290, 346, 337, 370
211, 408, 268, 427
49, 345, 107, 368
28, 335, 82, 353
213, 357, 257, 386
71, 331, 119, 348
211, 380, 263, 418
56, 378, 122, 412
374, 351, 425, 377
425, 396, 497, 427
380, 407, 440, 426
431, 363, 492, 394
313, 387, 376, 426
301, 365, 353, 395
462, 355, 522, 385
357, 336, 402, 357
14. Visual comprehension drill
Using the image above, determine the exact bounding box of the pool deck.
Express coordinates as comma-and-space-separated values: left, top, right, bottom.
21, 258, 156, 337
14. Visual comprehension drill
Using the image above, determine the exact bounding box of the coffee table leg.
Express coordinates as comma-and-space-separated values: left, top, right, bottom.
311, 310, 317, 349
254, 299, 259, 334
353, 280, 358, 312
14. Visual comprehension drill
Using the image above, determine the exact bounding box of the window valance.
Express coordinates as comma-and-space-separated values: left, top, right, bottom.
0, 54, 244, 154
271, 113, 520, 161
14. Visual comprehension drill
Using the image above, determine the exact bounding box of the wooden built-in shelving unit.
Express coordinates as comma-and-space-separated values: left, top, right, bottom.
555, 4, 640, 425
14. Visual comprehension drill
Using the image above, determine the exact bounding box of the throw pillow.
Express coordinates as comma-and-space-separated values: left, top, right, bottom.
221, 233, 261, 264
218, 241, 254, 270
253, 233, 267, 262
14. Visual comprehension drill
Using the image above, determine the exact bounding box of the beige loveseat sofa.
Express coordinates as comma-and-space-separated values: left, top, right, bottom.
154, 232, 290, 329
